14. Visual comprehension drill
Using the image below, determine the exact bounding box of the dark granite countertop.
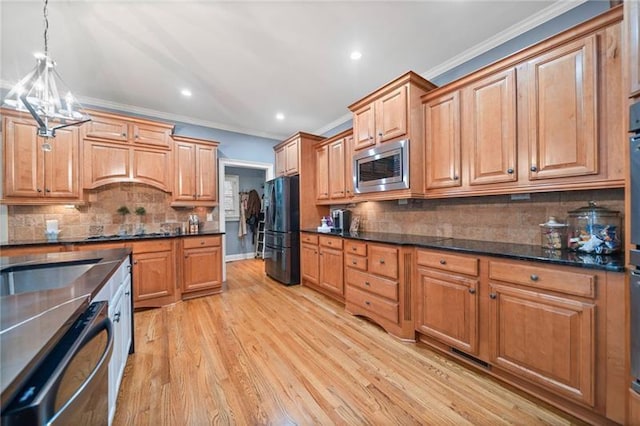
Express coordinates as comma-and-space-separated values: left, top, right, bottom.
302, 229, 625, 272
1, 230, 225, 248
0, 248, 131, 405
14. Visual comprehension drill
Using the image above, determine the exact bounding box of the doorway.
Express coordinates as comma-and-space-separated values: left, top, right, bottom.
218, 158, 274, 281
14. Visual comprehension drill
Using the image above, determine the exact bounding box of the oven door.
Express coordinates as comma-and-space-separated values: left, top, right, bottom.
354, 139, 409, 193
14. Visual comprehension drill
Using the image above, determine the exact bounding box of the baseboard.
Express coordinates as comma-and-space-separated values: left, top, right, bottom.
225, 252, 258, 262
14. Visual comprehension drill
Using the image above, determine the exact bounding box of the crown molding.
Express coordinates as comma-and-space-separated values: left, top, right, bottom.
420, 0, 588, 80
313, 112, 352, 137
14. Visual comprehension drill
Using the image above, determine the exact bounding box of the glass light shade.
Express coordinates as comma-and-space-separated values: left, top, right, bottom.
2, 54, 90, 138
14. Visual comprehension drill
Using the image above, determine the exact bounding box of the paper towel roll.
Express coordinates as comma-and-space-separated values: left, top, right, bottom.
46, 220, 58, 232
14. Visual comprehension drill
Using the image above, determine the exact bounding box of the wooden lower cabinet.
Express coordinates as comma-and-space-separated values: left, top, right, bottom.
488, 282, 595, 406
181, 235, 222, 298
132, 241, 176, 308
318, 236, 344, 299
301, 242, 319, 285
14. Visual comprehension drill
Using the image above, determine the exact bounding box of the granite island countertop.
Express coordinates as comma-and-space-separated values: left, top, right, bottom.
1, 230, 225, 249
0, 248, 131, 406
302, 230, 625, 272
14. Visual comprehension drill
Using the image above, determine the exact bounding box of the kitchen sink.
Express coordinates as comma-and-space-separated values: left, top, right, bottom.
0, 259, 100, 296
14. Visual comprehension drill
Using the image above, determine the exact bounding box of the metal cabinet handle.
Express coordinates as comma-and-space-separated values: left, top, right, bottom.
365, 281, 370, 286
369, 136, 374, 140
45, 188, 51, 193
469, 288, 476, 295
453, 175, 459, 180
352, 247, 357, 251
379, 259, 385, 264
507, 168, 514, 174
530, 274, 539, 282
352, 260, 357, 265
133, 260, 138, 265
489, 293, 497, 299
125, 291, 130, 296
114, 312, 121, 323
37, 188, 42, 193
530, 165, 538, 172
378, 131, 383, 137
365, 301, 371, 306
439, 259, 446, 265
135, 134, 139, 139
121, 132, 127, 137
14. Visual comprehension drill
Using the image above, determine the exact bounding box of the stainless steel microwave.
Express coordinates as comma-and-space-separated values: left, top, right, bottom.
353, 139, 409, 194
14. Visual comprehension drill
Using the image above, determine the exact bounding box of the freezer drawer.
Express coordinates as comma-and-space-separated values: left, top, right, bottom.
265, 244, 300, 286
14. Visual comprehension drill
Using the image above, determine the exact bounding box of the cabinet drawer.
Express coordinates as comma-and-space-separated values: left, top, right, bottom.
131, 240, 172, 253
183, 235, 221, 249
489, 261, 595, 298
345, 254, 367, 271
346, 268, 398, 301
368, 244, 398, 279
416, 250, 479, 277
319, 236, 343, 250
346, 285, 399, 324
344, 240, 367, 256
301, 233, 318, 245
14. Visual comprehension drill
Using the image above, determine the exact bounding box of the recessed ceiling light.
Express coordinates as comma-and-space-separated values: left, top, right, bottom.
275, 112, 285, 121
350, 51, 362, 61
181, 89, 192, 97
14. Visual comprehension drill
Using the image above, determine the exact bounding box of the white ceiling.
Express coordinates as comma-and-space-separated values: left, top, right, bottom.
1, 1, 585, 140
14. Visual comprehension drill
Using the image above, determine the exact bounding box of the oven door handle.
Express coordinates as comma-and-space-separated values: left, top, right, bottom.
47, 316, 113, 424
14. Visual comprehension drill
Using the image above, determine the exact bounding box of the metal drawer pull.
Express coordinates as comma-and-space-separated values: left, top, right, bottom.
530, 274, 539, 281
468, 288, 476, 295
379, 259, 385, 264
439, 259, 446, 265
489, 293, 497, 299
365, 301, 371, 306
365, 281, 370, 286
352, 260, 357, 265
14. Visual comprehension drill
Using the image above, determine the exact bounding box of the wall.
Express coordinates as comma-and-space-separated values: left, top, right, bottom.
224, 167, 266, 257
5, 183, 217, 242
347, 189, 625, 246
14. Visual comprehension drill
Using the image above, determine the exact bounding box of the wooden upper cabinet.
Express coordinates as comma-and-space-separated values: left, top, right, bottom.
82, 110, 172, 149
315, 144, 329, 200
353, 86, 408, 150
84, 141, 130, 188
353, 102, 376, 150
628, 0, 640, 97
464, 68, 517, 186
275, 146, 286, 177
274, 137, 300, 177
3, 114, 81, 201
328, 139, 346, 199
172, 136, 218, 206
424, 90, 461, 189
132, 148, 172, 192
377, 86, 408, 143
526, 35, 598, 180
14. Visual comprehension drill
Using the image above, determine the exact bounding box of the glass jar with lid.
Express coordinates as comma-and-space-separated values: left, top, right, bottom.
539, 216, 568, 250
566, 201, 621, 254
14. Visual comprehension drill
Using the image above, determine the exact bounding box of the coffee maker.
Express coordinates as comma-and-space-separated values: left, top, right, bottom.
331, 209, 351, 233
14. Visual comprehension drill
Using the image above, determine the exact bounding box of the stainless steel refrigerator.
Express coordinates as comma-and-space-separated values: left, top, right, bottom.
264, 175, 300, 285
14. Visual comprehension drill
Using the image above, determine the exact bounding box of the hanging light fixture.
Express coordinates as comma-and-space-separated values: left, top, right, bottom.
2, 0, 91, 145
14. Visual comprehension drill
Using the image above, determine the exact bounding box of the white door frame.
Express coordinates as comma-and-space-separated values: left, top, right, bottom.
218, 158, 274, 281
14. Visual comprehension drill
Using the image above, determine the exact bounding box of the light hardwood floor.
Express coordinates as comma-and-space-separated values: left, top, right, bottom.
113, 259, 583, 425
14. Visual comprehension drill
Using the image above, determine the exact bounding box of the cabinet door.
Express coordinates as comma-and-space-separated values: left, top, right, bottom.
182, 246, 222, 293
629, 0, 640, 97
84, 141, 130, 188
44, 126, 80, 198
416, 269, 478, 354
527, 35, 598, 180
285, 140, 299, 175
173, 142, 196, 201
328, 139, 346, 199
275, 147, 286, 177
196, 143, 217, 202
464, 68, 517, 186
376, 85, 408, 143
131, 122, 171, 149
133, 148, 172, 191
4, 116, 43, 197
424, 91, 461, 189
121, 274, 132, 358
344, 135, 354, 198
488, 283, 595, 406
83, 115, 129, 142
319, 246, 344, 295
353, 103, 376, 150
301, 243, 319, 285
132, 250, 175, 302
315, 144, 329, 200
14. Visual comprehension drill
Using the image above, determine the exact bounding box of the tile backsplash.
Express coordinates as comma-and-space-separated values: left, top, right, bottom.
6, 183, 218, 242
347, 189, 625, 246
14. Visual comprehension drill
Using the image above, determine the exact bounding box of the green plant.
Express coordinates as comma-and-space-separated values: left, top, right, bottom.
117, 206, 130, 216
135, 207, 146, 216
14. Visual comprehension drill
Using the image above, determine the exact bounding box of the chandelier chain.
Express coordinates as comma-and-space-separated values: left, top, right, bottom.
43, 0, 49, 56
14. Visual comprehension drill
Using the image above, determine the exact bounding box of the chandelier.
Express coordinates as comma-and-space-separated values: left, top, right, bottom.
2, 0, 91, 144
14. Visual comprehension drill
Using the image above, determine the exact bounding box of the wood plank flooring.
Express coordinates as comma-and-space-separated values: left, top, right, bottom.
113, 259, 583, 425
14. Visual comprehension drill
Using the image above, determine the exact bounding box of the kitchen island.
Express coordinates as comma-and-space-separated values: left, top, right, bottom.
0, 248, 131, 412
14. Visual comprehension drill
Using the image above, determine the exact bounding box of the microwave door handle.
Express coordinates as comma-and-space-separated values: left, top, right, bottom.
47, 317, 113, 425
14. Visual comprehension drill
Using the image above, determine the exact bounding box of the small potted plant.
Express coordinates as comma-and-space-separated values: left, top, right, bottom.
135, 207, 147, 235
117, 206, 130, 235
